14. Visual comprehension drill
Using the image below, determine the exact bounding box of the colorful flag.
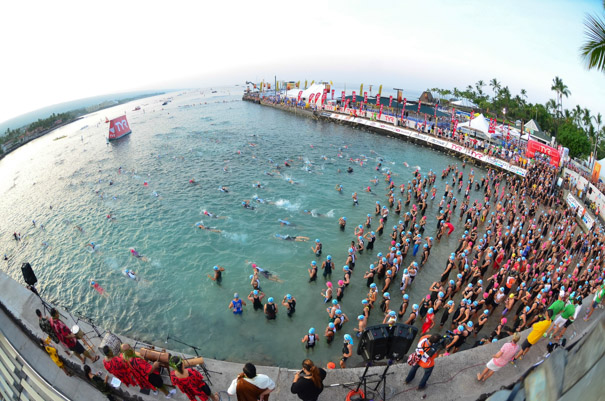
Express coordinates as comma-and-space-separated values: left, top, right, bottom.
378, 84, 383, 96
418, 101, 422, 113
331, 89, 335, 100
379, 104, 384, 118
376, 93, 381, 106
341, 91, 345, 103
297, 91, 303, 102
304, 80, 308, 89
360, 84, 364, 96
453, 119, 459, 135
397, 90, 403, 103
352, 91, 357, 103
401, 98, 407, 119
364, 92, 368, 103
296, 81, 300, 88
389, 95, 393, 107
470, 109, 474, 120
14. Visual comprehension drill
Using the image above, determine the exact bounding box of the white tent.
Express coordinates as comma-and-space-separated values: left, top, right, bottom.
285, 84, 326, 101
457, 114, 501, 141
450, 98, 478, 108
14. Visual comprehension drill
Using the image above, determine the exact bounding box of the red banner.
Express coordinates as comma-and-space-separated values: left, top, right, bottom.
297, 91, 303, 102
108, 115, 131, 140
389, 95, 393, 107
376, 93, 381, 106
452, 119, 459, 136
352, 91, 356, 103
488, 119, 496, 134
470, 109, 474, 120
401, 98, 407, 119
418, 101, 422, 113
379, 104, 383, 118
331, 89, 335, 100
397, 90, 403, 103
321, 93, 327, 105
451, 108, 456, 121
341, 91, 345, 103
364, 92, 368, 103
526, 139, 560, 166
345, 99, 349, 109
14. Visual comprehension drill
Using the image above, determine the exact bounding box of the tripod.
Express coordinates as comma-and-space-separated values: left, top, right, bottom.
344, 360, 394, 401
166, 335, 221, 386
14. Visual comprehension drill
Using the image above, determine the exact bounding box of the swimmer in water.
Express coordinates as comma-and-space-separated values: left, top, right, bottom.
335, 184, 343, 192
129, 248, 149, 262
86, 242, 98, 252
219, 186, 229, 192
250, 263, 283, 283
207, 265, 225, 283
278, 219, 295, 226
195, 222, 221, 233
242, 200, 255, 210
275, 234, 309, 241
90, 280, 109, 298
203, 210, 226, 219
123, 269, 138, 280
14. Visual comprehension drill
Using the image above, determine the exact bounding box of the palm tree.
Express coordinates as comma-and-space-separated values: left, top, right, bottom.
546, 99, 558, 116
489, 78, 501, 99
551, 76, 571, 119
475, 80, 486, 98
573, 105, 583, 126
593, 112, 603, 142
580, 2, 605, 73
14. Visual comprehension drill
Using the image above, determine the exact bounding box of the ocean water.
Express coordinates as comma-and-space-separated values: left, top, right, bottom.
0, 88, 488, 368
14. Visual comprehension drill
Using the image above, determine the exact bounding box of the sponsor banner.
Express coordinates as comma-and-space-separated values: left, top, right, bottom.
566, 193, 595, 229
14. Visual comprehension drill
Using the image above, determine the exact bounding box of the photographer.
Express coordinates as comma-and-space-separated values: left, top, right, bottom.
290, 359, 326, 401
405, 334, 442, 390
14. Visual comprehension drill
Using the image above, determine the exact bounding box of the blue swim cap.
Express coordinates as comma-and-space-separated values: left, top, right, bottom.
213, 266, 218, 271
448, 300, 454, 306
389, 310, 396, 316
327, 255, 332, 260
467, 321, 473, 328
309, 328, 315, 334
382, 257, 387, 262
253, 290, 259, 295
91, 280, 95, 285
242, 201, 246, 205
329, 323, 335, 329
287, 294, 292, 300
403, 294, 409, 300
370, 283, 377, 288
316, 239, 320, 243
458, 325, 465, 332
439, 292, 444, 298
484, 309, 489, 315
428, 308, 434, 314
362, 299, 368, 305
358, 315, 365, 320
384, 292, 390, 298
249, 275, 254, 279
344, 334, 353, 344
342, 217, 346, 221
336, 309, 342, 315
349, 248, 354, 253
367, 214, 371, 217
332, 299, 338, 305
234, 293, 239, 298
377, 253, 383, 257
312, 261, 317, 265
268, 297, 274, 303
413, 304, 419, 310
371, 231, 375, 235
450, 280, 455, 285
344, 266, 350, 271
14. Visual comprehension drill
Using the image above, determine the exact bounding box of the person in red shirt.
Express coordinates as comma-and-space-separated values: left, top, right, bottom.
405, 334, 441, 390
102, 345, 136, 387
49, 308, 98, 364
169, 356, 218, 401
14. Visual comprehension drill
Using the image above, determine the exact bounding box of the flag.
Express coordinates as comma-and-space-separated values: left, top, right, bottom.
506, 124, 510, 141
376, 93, 381, 106
296, 81, 300, 88
402, 98, 407, 119
297, 91, 303, 102
453, 119, 459, 135
311, 80, 315, 85
287, 82, 292, 90
470, 109, 474, 120
331, 89, 335, 100
267, 83, 271, 89
276, 81, 279, 91
418, 100, 422, 113
341, 91, 345, 103
330, 81, 333, 86
304, 80, 308, 89
397, 90, 403, 103
345, 99, 349, 109
364, 92, 368, 103
389, 95, 393, 107
379, 104, 384, 118
352, 91, 357, 103
451, 108, 456, 121
360, 84, 364, 96
321, 93, 327, 105
378, 84, 383, 96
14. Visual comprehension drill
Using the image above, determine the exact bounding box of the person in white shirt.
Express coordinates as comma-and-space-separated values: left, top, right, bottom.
227, 363, 275, 401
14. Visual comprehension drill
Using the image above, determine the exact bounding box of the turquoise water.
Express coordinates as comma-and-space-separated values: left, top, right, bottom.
0, 88, 488, 368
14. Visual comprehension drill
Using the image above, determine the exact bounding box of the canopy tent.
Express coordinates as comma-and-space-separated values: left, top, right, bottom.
456, 114, 502, 141
285, 84, 326, 101
450, 98, 478, 108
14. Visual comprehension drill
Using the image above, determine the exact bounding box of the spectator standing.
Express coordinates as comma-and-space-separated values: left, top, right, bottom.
101, 345, 136, 388
476, 333, 520, 381
48, 308, 98, 364
169, 356, 218, 401
290, 359, 326, 401
227, 362, 275, 401
36, 309, 70, 356
405, 334, 441, 390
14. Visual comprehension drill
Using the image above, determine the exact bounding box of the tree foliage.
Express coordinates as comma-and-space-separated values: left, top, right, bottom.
557, 122, 591, 158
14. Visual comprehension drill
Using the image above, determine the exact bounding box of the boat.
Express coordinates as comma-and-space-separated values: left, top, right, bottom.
107, 115, 131, 141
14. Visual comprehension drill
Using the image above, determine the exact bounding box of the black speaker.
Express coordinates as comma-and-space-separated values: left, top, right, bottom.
388, 324, 418, 360
357, 324, 390, 361
21, 263, 37, 286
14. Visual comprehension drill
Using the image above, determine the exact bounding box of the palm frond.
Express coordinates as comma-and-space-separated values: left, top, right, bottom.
580, 13, 605, 72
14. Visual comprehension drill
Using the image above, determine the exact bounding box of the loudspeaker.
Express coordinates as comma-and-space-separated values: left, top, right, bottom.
21, 263, 37, 286
388, 324, 418, 360
357, 324, 390, 361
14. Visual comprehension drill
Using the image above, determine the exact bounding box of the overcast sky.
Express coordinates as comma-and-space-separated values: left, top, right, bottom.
1, 0, 604, 124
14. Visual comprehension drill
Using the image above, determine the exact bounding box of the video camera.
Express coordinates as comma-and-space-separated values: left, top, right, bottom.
425, 331, 455, 357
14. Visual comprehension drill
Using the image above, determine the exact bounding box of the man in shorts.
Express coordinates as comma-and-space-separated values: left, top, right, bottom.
49, 308, 98, 364
584, 284, 605, 321
551, 296, 580, 341
513, 312, 551, 361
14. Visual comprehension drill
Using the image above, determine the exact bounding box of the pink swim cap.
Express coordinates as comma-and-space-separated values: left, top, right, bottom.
130, 249, 135, 254
327, 282, 332, 287
338, 280, 344, 286
252, 263, 257, 268
501, 318, 507, 324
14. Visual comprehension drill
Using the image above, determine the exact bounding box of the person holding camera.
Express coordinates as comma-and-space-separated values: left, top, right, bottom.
405, 334, 441, 390
290, 359, 326, 401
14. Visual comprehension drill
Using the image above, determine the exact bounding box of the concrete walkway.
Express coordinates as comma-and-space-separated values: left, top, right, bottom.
1, 266, 603, 401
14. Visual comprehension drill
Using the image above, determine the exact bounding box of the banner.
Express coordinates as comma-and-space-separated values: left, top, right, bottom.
315, 93, 321, 103
331, 89, 335, 100
341, 91, 345, 103
364, 92, 368, 103
593, 162, 602, 184
451, 108, 456, 121
470, 109, 474, 120
378, 84, 383, 96
376, 93, 381, 106
418, 101, 422, 113
287, 83, 292, 90
452, 119, 459, 136
352, 91, 356, 103
321, 93, 327, 105
379, 104, 383, 118
397, 90, 403, 103
360, 84, 364, 96
389, 95, 393, 107
526, 139, 560, 166
488, 119, 496, 134
297, 91, 303, 102
402, 98, 407, 119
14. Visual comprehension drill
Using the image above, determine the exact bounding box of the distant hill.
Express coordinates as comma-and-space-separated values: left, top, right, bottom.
0, 90, 165, 134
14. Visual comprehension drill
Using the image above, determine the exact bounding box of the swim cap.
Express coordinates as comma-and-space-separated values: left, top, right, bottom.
448, 300, 454, 306
413, 304, 419, 310
404, 294, 409, 300
458, 325, 465, 332
338, 280, 344, 286
329, 323, 335, 329
358, 315, 365, 320
213, 266, 218, 271
371, 232, 375, 235
484, 309, 489, 315
501, 318, 507, 324
384, 292, 390, 298
287, 294, 292, 300
387, 270, 392, 275
91, 280, 95, 285
362, 299, 368, 304
343, 266, 350, 271
332, 299, 338, 305
252, 263, 257, 268
316, 239, 320, 243
468, 283, 473, 288
308, 327, 315, 334
389, 310, 396, 316
467, 321, 473, 328
327, 255, 332, 260
450, 280, 455, 285
342, 217, 346, 221
249, 275, 254, 279
370, 283, 377, 288
358, 225, 362, 229
312, 261, 317, 265
326, 282, 332, 287
344, 334, 353, 344
268, 297, 274, 303
336, 309, 342, 315
253, 290, 259, 295
234, 293, 239, 298
525, 306, 530, 312
242, 201, 246, 205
